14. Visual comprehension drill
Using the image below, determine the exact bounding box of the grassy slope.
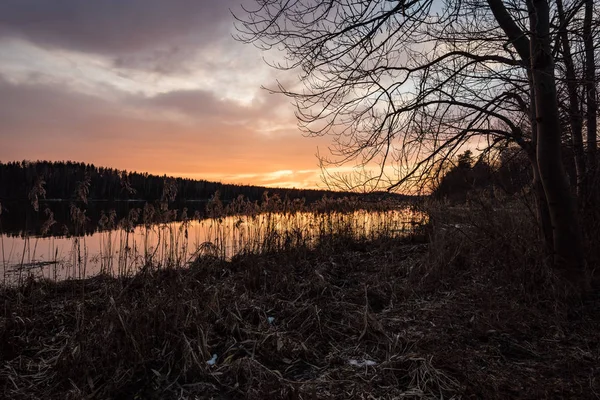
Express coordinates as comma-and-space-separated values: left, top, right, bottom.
2, 227, 599, 399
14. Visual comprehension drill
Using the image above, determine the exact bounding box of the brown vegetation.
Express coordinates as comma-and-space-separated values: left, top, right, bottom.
2, 199, 599, 399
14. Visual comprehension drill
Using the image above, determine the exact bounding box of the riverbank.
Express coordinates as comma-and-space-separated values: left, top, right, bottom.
2, 224, 599, 399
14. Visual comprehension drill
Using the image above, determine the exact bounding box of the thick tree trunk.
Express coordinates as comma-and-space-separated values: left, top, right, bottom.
556, 0, 586, 201
486, 0, 554, 254
529, 150, 554, 253
528, 0, 586, 286
527, 90, 553, 253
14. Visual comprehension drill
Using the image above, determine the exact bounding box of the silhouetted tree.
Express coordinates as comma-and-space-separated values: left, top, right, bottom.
236, 0, 598, 288
433, 150, 494, 201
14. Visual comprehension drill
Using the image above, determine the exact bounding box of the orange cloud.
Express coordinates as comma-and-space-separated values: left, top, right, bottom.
0, 76, 330, 189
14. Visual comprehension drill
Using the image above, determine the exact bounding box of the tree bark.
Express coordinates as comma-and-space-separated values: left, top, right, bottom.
528, 0, 586, 286
487, 0, 550, 250
528, 149, 554, 253
527, 85, 553, 253
583, 0, 597, 204
556, 0, 586, 201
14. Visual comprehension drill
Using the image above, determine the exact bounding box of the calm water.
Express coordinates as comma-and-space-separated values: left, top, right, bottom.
0, 200, 208, 237
1, 208, 424, 284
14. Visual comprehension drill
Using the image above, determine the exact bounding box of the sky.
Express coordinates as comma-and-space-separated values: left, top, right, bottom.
0, 0, 334, 189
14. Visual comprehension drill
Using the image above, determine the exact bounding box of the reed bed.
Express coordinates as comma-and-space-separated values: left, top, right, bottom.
2, 189, 424, 285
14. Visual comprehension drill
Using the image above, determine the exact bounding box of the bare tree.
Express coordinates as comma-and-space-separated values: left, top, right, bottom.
583, 0, 598, 202
235, 0, 592, 287
556, 0, 586, 199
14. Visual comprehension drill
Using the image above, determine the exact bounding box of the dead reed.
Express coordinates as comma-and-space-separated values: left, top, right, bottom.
2, 185, 423, 284
1, 185, 599, 399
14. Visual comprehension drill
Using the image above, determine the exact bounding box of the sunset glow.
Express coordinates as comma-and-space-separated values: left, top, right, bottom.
0, 0, 331, 189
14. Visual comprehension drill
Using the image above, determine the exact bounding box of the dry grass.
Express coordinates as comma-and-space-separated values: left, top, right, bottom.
2, 236, 458, 400
1, 196, 599, 399
3, 191, 422, 284
417, 197, 554, 292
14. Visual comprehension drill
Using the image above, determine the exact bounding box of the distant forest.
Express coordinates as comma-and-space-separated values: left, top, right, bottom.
432, 148, 532, 202
0, 155, 536, 206
0, 160, 411, 236
0, 156, 533, 237
0, 160, 401, 204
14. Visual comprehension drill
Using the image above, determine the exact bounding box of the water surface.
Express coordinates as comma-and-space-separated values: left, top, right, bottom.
1, 208, 424, 284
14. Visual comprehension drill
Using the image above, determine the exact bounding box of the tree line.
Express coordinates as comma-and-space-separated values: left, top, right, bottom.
0, 160, 368, 204
431, 148, 534, 202
0, 160, 411, 237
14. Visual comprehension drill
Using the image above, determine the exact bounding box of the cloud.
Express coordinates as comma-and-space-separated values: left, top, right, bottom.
193, 169, 324, 189
0, 0, 237, 54
0, 1, 331, 189
138, 87, 290, 124
0, 0, 258, 76
0, 76, 327, 188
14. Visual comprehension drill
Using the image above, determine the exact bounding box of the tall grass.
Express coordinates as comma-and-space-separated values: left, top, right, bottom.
1, 183, 424, 284
411, 190, 581, 298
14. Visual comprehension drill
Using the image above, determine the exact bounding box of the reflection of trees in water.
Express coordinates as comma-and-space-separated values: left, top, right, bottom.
0, 191, 410, 237
0, 201, 208, 238
1, 193, 414, 238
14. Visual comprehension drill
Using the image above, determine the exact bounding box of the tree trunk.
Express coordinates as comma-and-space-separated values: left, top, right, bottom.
528, 0, 586, 287
527, 86, 553, 253
486, 0, 554, 254
556, 0, 586, 201
529, 150, 554, 253
583, 0, 598, 205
